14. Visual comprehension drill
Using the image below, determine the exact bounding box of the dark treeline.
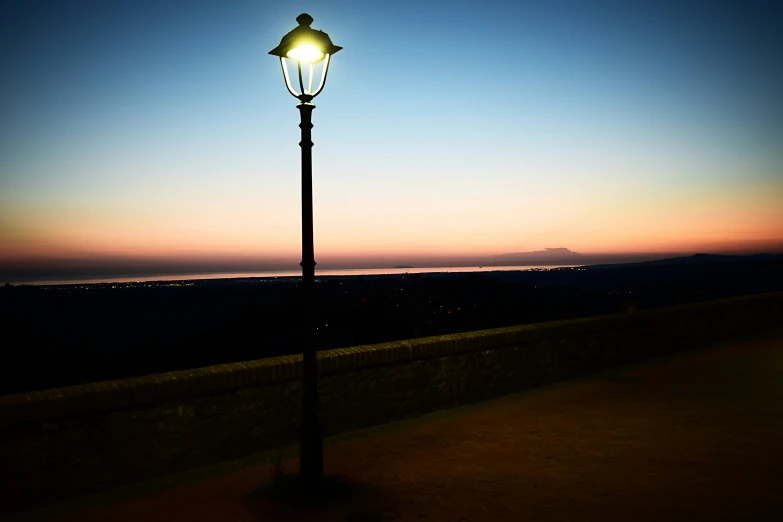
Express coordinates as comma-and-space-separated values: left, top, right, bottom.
1, 254, 781, 395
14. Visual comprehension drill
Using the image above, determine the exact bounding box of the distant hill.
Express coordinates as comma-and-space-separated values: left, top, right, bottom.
586, 253, 783, 270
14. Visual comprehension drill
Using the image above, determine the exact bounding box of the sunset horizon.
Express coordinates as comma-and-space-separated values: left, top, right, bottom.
3, 241, 782, 284
3, 0, 782, 281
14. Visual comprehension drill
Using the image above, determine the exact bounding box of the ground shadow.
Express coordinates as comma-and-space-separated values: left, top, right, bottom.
247, 471, 398, 521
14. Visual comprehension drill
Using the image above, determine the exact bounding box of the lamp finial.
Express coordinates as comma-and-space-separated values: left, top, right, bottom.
296, 13, 314, 26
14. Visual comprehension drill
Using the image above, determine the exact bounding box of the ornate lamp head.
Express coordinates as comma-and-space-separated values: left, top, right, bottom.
269, 14, 342, 103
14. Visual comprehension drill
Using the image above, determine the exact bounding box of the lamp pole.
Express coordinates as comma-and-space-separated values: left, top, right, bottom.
297, 100, 322, 486
269, 13, 341, 489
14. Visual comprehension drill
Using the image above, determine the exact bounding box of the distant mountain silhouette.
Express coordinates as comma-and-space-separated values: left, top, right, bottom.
586, 253, 783, 270
493, 248, 584, 264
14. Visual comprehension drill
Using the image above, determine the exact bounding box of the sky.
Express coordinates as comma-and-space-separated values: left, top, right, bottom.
1, 0, 782, 279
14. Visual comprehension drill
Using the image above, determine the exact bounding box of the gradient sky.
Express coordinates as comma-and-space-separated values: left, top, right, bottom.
2, 0, 782, 277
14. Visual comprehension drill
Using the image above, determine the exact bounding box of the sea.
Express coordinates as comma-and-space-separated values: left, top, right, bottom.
23, 265, 581, 287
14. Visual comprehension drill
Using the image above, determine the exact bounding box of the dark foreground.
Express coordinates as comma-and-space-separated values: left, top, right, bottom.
1, 253, 782, 395
9, 328, 782, 522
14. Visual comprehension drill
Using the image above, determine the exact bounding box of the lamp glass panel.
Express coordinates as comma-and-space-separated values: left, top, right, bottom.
281, 56, 329, 97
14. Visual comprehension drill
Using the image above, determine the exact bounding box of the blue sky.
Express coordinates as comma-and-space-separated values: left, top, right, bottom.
1, 0, 782, 278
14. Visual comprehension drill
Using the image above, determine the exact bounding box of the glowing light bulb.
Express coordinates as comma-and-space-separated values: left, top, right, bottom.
286, 44, 324, 63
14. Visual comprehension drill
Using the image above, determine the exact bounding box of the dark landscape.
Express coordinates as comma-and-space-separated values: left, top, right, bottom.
2, 253, 781, 396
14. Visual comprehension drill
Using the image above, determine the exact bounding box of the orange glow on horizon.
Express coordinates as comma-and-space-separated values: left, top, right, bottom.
2, 166, 782, 267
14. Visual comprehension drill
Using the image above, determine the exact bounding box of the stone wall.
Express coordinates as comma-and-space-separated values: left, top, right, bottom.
1, 292, 781, 514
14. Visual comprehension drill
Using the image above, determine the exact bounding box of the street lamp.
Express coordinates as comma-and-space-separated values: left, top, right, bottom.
269, 13, 341, 488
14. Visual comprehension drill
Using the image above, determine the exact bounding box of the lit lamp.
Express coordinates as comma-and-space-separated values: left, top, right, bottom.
269, 13, 341, 488
269, 13, 341, 104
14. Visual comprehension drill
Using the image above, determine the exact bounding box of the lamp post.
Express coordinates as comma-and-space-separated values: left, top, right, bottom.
269, 13, 341, 489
